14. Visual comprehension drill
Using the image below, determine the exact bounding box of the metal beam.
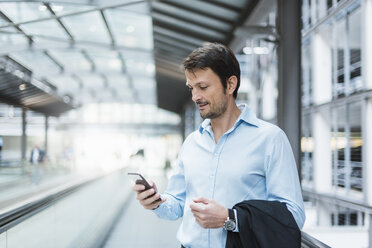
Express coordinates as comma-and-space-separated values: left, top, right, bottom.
234, 25, 278, 42
43, 50, 64, 73
21, 108, 27, 161
153, 32, 201, 48
153, 26, 205, 47
72, 73, 84, 88
100, 9, 116, 46
225, 0, 259, 44
207, 0, 246, 12
277, 0, 302, 177
154, 37, 195, 52
81, 49, 96, 72
0, 1, 147, 29
44, 2, 74, 41
152, 1, 232, 32
0, 11, 33, 44
117, 52, 127, 74
153, 12, 226, 41
0, 31, 152, 55
100, 73, 108, 87
160, 0, 239, 23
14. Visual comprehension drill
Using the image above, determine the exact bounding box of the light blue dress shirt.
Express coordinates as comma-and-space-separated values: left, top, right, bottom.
153, 104, 305, 248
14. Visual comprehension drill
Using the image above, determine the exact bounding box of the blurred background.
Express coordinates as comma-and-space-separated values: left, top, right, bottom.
0, 0, 371, 247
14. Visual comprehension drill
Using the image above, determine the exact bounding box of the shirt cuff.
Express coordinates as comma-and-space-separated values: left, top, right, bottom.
233, 208, 239, 232
151, 194, 167, 214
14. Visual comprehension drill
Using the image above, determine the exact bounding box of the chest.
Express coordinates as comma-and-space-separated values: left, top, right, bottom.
181, 129, 269, 190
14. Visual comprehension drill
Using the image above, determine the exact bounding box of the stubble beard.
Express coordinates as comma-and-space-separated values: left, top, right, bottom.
200, 97, 228, 119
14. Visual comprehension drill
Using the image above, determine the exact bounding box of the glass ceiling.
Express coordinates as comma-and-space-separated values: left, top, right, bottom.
0, 0, 156, 106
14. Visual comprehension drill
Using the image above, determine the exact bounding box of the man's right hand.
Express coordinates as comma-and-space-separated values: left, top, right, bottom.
132, 181, 166, 210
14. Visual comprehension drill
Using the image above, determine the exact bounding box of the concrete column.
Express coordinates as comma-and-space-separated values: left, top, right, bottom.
363, 2, 372, 245
312, 29, 333, 105
362, 0, 372, 89
311, 0, 317, 24
45, 116, 49, 155
21, 108, 27, 161
369, 214, 372, 248
277, 0, 302, 176
364, 98, 372, 205
317, 200, 332, 226
313, 108, 333, 193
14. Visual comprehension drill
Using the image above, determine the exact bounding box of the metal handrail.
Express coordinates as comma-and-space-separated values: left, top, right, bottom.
0, 171, 111, 233
301, 231, 331, 248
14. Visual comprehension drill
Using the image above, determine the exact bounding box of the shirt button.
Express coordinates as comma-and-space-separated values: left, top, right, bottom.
210, 175, 214, 179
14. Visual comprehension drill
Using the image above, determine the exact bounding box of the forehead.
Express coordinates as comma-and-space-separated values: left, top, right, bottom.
185, 68, 219, 85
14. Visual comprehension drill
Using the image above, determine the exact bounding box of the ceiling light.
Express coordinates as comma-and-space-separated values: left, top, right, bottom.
19, 84, 26, 91
63, 95, 70, 103
243, 47, 252, 55
126, 25, 135, 33
253, 47, 269, 55
51, 5, 64, 12
243, 46, 270, 55
38, 5, 47, 11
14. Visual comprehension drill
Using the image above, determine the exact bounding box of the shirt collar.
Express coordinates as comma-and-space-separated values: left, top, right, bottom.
198, 103, 259, 134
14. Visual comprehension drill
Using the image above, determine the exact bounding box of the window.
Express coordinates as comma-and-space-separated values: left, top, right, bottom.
332, 7, 362, 97
333, 18, 346, 97
331, 207, 364, 226
301, 113, 313, 182
348, 8, 362, 92
331, 101, 363, 192
302, 39, 312, 106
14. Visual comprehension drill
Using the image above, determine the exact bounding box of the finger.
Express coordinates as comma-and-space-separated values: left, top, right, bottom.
137, 188, 156, 200
140, 192, 161, 206
146, 180, 158, 191
144, 197, 166, 210
190, 202, 205, 212
193, 197, 209, 204
132, 184, 145, 192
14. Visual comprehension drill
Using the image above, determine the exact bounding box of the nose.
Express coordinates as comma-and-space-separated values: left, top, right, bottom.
191, 89, 201, 103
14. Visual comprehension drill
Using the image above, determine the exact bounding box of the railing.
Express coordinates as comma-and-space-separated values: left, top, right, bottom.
334, 160, 362, 191
301, 231, 331, 248
0, 167, 330, 248
0, 168, 132, 248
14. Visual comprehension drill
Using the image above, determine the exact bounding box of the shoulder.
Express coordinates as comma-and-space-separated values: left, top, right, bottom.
183, 130, 200, 145
252, 119, 284, 138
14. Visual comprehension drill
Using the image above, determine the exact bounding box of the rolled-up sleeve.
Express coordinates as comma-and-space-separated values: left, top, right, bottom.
265, 129, 306, 229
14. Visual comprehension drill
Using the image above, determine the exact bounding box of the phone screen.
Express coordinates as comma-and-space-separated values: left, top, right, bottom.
127, 172, 161, 202
127, 172, 152, 190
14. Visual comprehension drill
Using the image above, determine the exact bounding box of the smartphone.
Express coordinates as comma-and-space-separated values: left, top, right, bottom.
127, 172, 161, 202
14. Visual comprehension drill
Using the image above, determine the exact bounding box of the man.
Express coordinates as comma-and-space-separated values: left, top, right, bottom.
133, 43, 305, 248
30, 143, 45, 164
30, 143, 45, 184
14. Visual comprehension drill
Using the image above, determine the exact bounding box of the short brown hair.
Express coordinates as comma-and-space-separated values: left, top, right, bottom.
182, 43, 240, 98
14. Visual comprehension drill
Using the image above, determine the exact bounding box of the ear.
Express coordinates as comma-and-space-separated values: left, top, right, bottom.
226, 76, 237, 96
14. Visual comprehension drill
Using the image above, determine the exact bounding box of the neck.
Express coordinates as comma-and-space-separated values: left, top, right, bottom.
210, 99, 241, 139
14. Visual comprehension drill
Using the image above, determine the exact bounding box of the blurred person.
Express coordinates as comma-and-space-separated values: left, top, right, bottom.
132, 43, 305, 248
30, 143, 45, 184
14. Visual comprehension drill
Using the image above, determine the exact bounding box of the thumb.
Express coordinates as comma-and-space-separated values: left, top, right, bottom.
193, 196, 210, 204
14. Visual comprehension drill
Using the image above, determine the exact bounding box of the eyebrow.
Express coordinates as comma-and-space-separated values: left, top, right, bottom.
185, 82, 207, 87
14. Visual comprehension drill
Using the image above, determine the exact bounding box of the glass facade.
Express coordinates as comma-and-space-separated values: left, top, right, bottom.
302, 0, 368, 234
301, 113, 313, 182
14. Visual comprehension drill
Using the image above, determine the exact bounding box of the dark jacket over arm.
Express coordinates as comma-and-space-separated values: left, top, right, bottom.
225, 200, 301, 248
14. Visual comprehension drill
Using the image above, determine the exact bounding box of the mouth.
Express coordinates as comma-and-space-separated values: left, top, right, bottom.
197, 102, 208, 110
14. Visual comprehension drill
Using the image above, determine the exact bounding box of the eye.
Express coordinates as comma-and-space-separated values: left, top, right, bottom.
200, 86, 208, 90
187, 87, 193, 92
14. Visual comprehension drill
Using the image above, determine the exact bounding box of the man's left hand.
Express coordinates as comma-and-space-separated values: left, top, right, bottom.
190, 197, 228, 229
